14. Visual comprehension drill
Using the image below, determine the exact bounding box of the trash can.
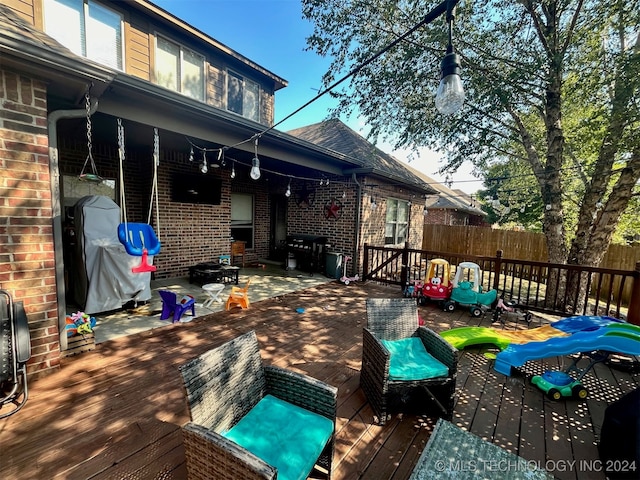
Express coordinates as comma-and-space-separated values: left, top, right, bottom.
325, 252, 343, 279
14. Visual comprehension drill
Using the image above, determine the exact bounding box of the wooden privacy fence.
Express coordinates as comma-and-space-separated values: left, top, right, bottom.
422, 224, 640, 269
362, 244, 640, 325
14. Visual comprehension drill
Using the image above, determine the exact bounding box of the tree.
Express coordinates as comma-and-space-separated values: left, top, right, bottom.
303, 0, 640, 267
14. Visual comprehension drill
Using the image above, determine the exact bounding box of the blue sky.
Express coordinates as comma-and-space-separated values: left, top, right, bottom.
152, 0, 482, 194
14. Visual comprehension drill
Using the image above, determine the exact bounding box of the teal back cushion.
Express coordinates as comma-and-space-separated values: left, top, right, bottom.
381, 337, 449, 381
223, 394, 333, 480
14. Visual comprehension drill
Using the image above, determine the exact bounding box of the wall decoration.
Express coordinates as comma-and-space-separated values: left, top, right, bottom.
296, 184, 316, 209
323, 198, 343, 220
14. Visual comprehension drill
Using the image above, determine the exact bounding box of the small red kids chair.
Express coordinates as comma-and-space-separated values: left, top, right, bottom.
159, 290, 196, 323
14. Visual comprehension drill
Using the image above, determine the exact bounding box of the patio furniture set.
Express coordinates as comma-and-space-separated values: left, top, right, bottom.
176, 297, 553, 479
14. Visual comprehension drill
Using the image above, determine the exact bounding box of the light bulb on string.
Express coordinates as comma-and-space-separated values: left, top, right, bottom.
434, 5, 464, 115
188, 146, 194, 162
230, 161, 236, 179
200, 151, 208, 174
285, 178, 291, 197
250, 138, 261, 180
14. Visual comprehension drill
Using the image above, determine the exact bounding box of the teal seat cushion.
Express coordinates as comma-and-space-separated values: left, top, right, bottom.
381, 337, 449, 381
222, 394, 334, 480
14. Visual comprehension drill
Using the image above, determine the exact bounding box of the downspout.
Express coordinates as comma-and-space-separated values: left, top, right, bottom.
352, 173, 362, 276
47, 99, 99, 352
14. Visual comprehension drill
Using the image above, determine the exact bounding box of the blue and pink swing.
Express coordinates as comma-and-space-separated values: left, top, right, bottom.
117, 121, 161, 273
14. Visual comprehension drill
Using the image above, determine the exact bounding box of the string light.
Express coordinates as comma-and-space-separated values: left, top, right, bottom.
285, 178, 292, 197
230, 161, 235, 179
200, 150, 208, 174
188, 146, 194, 162
250, 138, 261, 180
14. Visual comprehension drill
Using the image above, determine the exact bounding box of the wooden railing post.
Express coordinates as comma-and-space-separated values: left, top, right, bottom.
363, 243, 370, 282
400, 242, 409, 288
493, 250, 503, 292
628, 261, 640, 325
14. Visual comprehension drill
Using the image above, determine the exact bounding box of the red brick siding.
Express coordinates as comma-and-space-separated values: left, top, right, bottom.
286, 177, 358, 271
56, 140, 277, 278
1, 68, 59, 377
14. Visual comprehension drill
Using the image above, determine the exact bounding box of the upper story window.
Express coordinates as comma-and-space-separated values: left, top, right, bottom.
43, 0, 123, 70
385, 198, 409, 245
155, 36, 205, 101
227, 71, 260, 122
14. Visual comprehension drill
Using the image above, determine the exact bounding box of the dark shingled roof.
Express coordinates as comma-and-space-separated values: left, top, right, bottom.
288, 119, 438, 194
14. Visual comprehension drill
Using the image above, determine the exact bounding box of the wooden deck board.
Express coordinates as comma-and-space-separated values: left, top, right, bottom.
1, 281, 638, 480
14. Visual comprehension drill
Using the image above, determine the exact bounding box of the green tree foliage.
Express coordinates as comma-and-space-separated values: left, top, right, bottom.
303, 0, 640, 265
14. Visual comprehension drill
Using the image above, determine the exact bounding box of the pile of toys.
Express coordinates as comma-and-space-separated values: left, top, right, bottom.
65, 311, 97, 337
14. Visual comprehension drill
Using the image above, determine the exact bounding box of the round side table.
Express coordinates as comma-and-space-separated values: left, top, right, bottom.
202, 283, 225, 307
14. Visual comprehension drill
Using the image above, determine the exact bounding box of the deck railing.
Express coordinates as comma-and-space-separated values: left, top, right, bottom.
362, 243, 640, 324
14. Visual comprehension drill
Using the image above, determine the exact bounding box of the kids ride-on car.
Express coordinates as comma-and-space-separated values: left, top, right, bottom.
531, 370, 588, 401
444, 262, 497, 317
492, 297, 532, 325
417, 258, 453, 306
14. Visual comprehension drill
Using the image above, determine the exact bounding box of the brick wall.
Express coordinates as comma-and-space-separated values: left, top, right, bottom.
0, 68, 60, 378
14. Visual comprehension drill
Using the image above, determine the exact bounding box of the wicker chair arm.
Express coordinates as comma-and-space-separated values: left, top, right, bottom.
361, 328, 391, 383
362, 327, 391, 364
182, 422, 276, 480
264, 365, 337, 420
416, 326, 458, 372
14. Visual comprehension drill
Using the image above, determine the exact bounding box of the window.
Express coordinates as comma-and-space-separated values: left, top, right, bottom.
44, 0, 123, 70
227, 71, 260, 122
155, 36, 205, 101
231, 193, 254, 249
385, 198, 409, 245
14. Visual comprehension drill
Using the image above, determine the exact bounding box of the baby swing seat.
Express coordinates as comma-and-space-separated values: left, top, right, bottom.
118, 223, 161, 273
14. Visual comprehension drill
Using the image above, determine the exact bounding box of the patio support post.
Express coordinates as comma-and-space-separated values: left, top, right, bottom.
628, 261, 640, 325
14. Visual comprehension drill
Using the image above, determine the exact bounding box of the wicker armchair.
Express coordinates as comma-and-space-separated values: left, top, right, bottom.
179, 330, 337, 480
360, 298, 458, 425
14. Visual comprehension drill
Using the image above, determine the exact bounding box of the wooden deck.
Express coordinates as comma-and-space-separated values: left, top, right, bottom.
1, 281, 638, 480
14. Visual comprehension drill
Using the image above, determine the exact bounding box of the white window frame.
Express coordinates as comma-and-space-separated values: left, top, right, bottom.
226, 70, 260, 122
43, 0, 123, 70
155, 34, 205, 101
230, 193, 254, 249
384, 198, 409, 246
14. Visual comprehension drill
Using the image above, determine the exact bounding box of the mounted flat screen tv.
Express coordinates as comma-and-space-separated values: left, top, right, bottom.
172, 173, 222, 205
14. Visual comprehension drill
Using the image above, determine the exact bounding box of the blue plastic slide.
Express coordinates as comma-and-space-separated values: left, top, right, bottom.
494, 322, 640, 376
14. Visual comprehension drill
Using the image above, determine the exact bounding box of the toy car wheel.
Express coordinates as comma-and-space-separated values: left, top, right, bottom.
525, 312, 532, 324
418, 296, 428, 306
572, 384, 588, 399
547, 388, 562, 401
471, 307, 482, 317
344, 279, 350, 285
444, 301, 456, 312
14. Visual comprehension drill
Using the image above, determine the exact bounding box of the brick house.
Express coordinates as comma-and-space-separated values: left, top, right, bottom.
1, 0, 435, 377
403, 163, 487, 226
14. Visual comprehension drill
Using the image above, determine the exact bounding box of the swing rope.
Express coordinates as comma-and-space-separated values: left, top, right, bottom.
117, 118, 127, 228
148, 128, 161, 241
